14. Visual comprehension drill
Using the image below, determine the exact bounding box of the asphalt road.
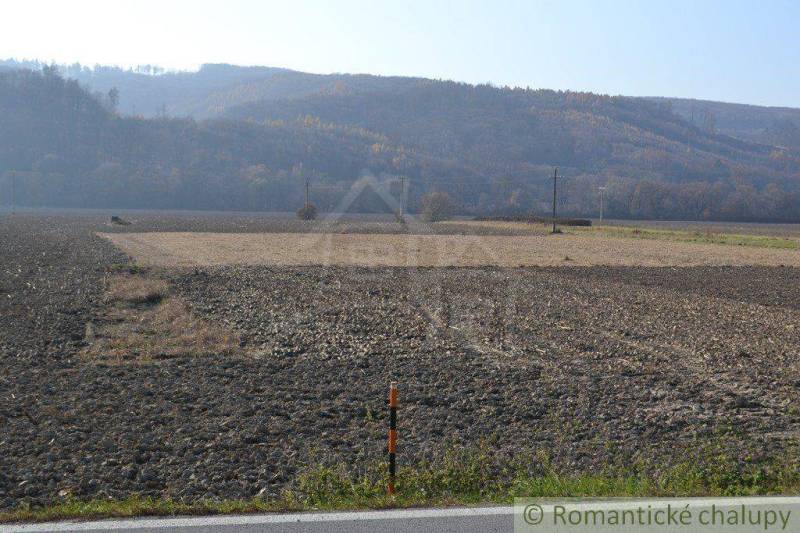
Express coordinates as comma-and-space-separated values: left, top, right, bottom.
3, 507, 514, 533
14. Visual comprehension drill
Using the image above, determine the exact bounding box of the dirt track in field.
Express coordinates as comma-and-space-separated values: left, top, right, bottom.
100, 231, 800, 268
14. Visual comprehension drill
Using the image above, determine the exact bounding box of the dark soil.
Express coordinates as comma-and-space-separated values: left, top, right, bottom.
1, 211, 799, 510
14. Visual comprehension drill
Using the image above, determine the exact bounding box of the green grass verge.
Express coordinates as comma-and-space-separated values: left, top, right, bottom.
3, 449, 800, 524
570, 225, 800, 249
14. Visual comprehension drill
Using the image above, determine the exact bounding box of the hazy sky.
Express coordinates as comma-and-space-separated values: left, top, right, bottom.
3, 0, 799, 107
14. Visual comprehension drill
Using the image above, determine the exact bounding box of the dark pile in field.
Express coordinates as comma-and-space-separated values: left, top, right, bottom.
1, 212, 799, 511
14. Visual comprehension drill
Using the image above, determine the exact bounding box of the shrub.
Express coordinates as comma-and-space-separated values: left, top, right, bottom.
420, 192, 455, 222
297, 204, 318, 220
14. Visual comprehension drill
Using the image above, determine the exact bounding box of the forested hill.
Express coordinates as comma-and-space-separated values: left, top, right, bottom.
0, 68, 457, 212
0, 59, 427, 118
1, 61, 800, 221
6, 59, 799, 152
645, 97, 800, 151
224, 80, 784, 181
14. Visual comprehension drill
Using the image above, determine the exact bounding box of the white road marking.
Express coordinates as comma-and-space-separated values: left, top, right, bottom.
3, 506, 514, 532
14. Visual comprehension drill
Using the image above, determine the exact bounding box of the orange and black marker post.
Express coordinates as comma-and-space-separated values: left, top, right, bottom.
388, 381, 398, 495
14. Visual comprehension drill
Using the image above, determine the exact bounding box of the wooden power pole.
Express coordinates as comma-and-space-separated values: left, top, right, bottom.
599, 186, 607, 223
400, 175, 406, 218
10, 170, 16, 215
551, 167, 558, 233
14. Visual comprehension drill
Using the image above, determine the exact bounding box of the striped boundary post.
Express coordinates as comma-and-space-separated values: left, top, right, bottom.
388, 381, 398, 495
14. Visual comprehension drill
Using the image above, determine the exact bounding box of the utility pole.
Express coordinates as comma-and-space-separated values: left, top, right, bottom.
305, 178, 309, 209
551, 167, 558, 233
399, 175, 405, 218
598, 186, 607, 223
501, 176, 510, 207
10, 170, 16, 215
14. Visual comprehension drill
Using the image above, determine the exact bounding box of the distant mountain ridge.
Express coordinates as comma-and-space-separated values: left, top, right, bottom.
1, 60, 799, 221
0, 59, 428, 118
4, 59, 798, 151
644, 96, 800, 150
6, 59, 782, 169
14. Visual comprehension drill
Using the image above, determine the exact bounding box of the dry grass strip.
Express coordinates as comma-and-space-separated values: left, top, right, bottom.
84, 273, 240, 362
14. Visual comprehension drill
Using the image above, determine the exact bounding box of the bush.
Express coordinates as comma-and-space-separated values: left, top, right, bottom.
420, 192, 455, 222
296, 204, 318, 220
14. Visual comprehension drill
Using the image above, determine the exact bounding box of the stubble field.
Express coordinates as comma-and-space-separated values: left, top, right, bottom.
1, 211, 800, 515
101, 230, 800, 267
